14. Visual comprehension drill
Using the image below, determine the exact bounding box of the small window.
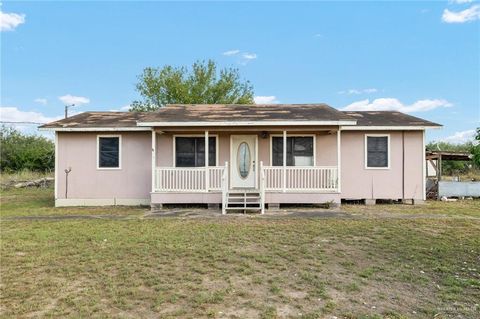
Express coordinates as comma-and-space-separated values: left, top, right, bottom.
98, 136, 120, 168
366, 135, 389, 168
175, 137, 216, 167
272, 136, 314, 166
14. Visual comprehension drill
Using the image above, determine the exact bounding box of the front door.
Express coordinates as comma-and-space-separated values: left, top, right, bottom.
230, 135, 257, 189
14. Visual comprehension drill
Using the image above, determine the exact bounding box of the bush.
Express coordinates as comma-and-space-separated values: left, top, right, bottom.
0, 126, 54, 172
427, 138, 479, 177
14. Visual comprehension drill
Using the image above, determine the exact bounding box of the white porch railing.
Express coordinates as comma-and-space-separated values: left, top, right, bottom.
154, 166, 225, 192
155, 165, 338, 193
262, 166, 338, 192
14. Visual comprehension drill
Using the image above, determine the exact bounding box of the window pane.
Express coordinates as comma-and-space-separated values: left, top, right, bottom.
99, 137, 119, 168
175, 136, 216, 167
176, 137, 196, 167
367, 136, 388, 167
292, 137, 313, 166
208, 137, 216, 166
272, 137, 283, 166
272, 136, 314, 166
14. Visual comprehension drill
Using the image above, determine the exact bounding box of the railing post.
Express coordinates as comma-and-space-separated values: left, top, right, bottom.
260, 161, 265, 214
222, 161, 229, 215
283, 130, 287, 192
205, 130, 209, 192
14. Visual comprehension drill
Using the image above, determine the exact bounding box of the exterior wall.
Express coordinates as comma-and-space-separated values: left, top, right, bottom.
56, 128, 424, 206
155, 130, 337, 168
340, 130, 424, 200
152, 130, 339, 204
56, 131, 151, 206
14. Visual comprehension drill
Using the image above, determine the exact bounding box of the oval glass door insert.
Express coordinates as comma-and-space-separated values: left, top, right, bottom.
237, 142, 251, 179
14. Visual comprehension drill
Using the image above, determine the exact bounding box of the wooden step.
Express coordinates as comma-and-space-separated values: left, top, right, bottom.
223, 189, 263, 214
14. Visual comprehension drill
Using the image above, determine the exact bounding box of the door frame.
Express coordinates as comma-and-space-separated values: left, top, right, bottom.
229, 134, 259, 189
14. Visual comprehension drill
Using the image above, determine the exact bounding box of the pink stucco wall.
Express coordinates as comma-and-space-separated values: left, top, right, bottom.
56, 129, 424, 205
340, 130, 424, 200
57, 132, 151, 200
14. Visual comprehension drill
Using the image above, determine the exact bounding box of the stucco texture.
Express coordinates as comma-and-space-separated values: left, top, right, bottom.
57, 132, 151, 200
340, 130, 423, 200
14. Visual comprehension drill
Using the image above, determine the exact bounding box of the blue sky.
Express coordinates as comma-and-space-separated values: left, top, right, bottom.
1, 1, 479, 142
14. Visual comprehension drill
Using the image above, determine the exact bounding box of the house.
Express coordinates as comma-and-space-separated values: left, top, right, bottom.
39, 104, 441, 213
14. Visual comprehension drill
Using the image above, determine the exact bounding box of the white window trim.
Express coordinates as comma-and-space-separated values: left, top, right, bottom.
364, 134, 390, 170
172, 134, 219, 168
269, 134, 316, 167
97, 134, 122, 170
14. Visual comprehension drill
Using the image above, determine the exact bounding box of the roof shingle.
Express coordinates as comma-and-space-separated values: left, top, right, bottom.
39, 105, 442, 129
342, 111, 441, 127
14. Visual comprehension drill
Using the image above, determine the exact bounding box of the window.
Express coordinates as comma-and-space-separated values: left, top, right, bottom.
98, 136, 120, 169
272, 136, 314, 166
175, 137, 216, 167
366, 135, 389, 168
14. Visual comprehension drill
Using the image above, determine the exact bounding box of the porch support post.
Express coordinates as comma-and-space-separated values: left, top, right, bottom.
283, 130, 287, 192
205, 130, 209, 192
337, 129, 341, 193
151, 130, 156, 193
422, 130, 426, 201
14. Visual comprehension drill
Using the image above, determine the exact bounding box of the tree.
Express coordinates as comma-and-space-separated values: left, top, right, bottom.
130, 60, 254, 111
426, 137, 479, 175
0, 126, 54, 172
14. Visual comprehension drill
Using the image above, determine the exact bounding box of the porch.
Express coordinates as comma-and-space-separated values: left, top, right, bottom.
150, 129, 341, 213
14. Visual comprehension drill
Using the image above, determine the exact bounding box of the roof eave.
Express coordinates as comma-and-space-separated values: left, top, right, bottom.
38, 127, 152, 132
340, 125, 442, 131
137, 120, 357, 127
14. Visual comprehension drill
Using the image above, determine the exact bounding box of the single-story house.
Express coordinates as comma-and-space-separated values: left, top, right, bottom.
39, 104, 441, 213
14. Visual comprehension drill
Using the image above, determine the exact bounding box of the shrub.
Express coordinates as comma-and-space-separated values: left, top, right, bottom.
0, 126, 54, 172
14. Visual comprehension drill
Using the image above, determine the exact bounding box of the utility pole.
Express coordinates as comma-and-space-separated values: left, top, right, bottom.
64, 104, 75, 118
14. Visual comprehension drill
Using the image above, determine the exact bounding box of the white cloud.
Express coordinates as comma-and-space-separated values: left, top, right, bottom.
442, 5, 480, 23
242, 53, 257, 60
441, 129, 476, 144
338, 88, 378, 95
449, 0, 474, 4
0, 106, 61, 124
342, 98, 452, 113
223, 50, 258, 65
58, 94, 90, 106
254, 96, 279, 104
109, 105, 131, 112
34, 98, 48, 106
0, 11, 26, 31
222, 49, 240, 56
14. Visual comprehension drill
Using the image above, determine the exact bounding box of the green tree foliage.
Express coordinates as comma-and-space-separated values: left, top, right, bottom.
426, 139, 477, 175
130, 60, 254, 111
0, 126, 54, 172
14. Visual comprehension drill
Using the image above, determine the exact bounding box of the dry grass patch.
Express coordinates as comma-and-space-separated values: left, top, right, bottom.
1, 217, 479, 318
343, 200, 480, 218
1, 188, 479, 318
0, 187, 146, 218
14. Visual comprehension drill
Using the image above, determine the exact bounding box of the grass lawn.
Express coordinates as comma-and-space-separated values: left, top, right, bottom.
1, 187, 479, 318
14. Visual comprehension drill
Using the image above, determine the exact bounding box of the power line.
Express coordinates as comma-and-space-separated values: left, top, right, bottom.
0, 121, 46, 125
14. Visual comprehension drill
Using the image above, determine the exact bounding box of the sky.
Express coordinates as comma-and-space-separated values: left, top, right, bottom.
1, 1, 479, 143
